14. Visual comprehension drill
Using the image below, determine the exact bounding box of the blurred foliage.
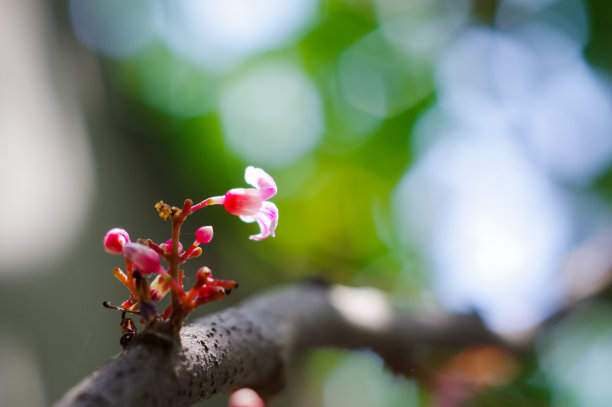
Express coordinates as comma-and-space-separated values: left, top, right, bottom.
71, 0, 612, 406
3, 0, 612, 406
99, 4, 432, 293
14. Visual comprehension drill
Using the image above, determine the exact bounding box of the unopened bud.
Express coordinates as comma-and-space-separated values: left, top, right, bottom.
123, 243, 162, 275
195, 226, 214, 244
104, 228, 130, 254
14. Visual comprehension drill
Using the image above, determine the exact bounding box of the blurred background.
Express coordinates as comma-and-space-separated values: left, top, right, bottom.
1, 0, 612, 405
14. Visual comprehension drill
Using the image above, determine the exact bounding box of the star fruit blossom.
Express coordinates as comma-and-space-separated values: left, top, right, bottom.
103, 227, 224, 310
101, 166, 273, 331
194, 166, 279, 241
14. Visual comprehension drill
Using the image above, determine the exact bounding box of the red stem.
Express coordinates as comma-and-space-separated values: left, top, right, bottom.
168, 199, 193, 334
146, 240, 169, 261
180, 241, 199, 262
190, 196, 223, 213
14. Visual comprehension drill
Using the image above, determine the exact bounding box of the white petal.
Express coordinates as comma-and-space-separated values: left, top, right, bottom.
239, 214, 257, 223
244, 166, 277, 198
249, 201, 278, 241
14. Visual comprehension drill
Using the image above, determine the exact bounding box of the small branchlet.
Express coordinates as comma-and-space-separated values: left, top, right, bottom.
102, 166, 279, 344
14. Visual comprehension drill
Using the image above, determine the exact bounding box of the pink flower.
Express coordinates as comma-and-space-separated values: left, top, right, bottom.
123, 243, 163, 275
224, 166, 278, 241
191, 166, 279, 241
103, 228, 130, 254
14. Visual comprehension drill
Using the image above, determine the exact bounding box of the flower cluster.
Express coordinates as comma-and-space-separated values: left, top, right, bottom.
103, 166, 278, 341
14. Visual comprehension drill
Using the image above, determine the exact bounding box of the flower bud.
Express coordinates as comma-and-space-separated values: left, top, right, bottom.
160, 239, 183, 254
195, 226, 214, 244
195, 267, 212, 283
103, 228, 130, 254
123, 243, 162, 275
229, 388, 265, 407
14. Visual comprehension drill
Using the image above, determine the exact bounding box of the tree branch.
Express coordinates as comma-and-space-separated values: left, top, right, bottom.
54, 281, 501, 407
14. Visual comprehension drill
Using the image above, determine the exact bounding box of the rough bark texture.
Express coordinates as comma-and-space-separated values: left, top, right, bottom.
54, 281, 499, 407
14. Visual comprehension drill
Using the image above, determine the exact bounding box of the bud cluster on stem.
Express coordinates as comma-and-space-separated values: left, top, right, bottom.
102, 166, 278, 342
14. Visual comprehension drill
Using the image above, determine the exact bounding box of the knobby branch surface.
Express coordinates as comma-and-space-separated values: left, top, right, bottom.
54, 281, 500, 407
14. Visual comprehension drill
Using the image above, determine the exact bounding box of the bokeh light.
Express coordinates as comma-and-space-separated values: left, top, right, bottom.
323, 351, 418, 407
390, 0, 612, 334
337, 29, 431, 119
524, 60, 612, 184
118, 46, 221, 118
154, 0, 319, 71
500, 0, 560, 10
538, 302, 612, 407
375, 0, 472, 59
219, 60, 325, 168
394, 130, 571, 333
69, 0, 156, 59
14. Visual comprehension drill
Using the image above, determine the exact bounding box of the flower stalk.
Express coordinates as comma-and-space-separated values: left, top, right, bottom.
102, 167, 278, 342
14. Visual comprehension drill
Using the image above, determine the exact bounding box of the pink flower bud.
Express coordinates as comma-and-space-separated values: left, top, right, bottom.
160, 239, 183, 254
103, 228, 130, 254
223, 188, 263, 216
229, 388, 265, 407
195, 267, 212, 283
195, 226, 214, 244
123, 243, 162, 275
